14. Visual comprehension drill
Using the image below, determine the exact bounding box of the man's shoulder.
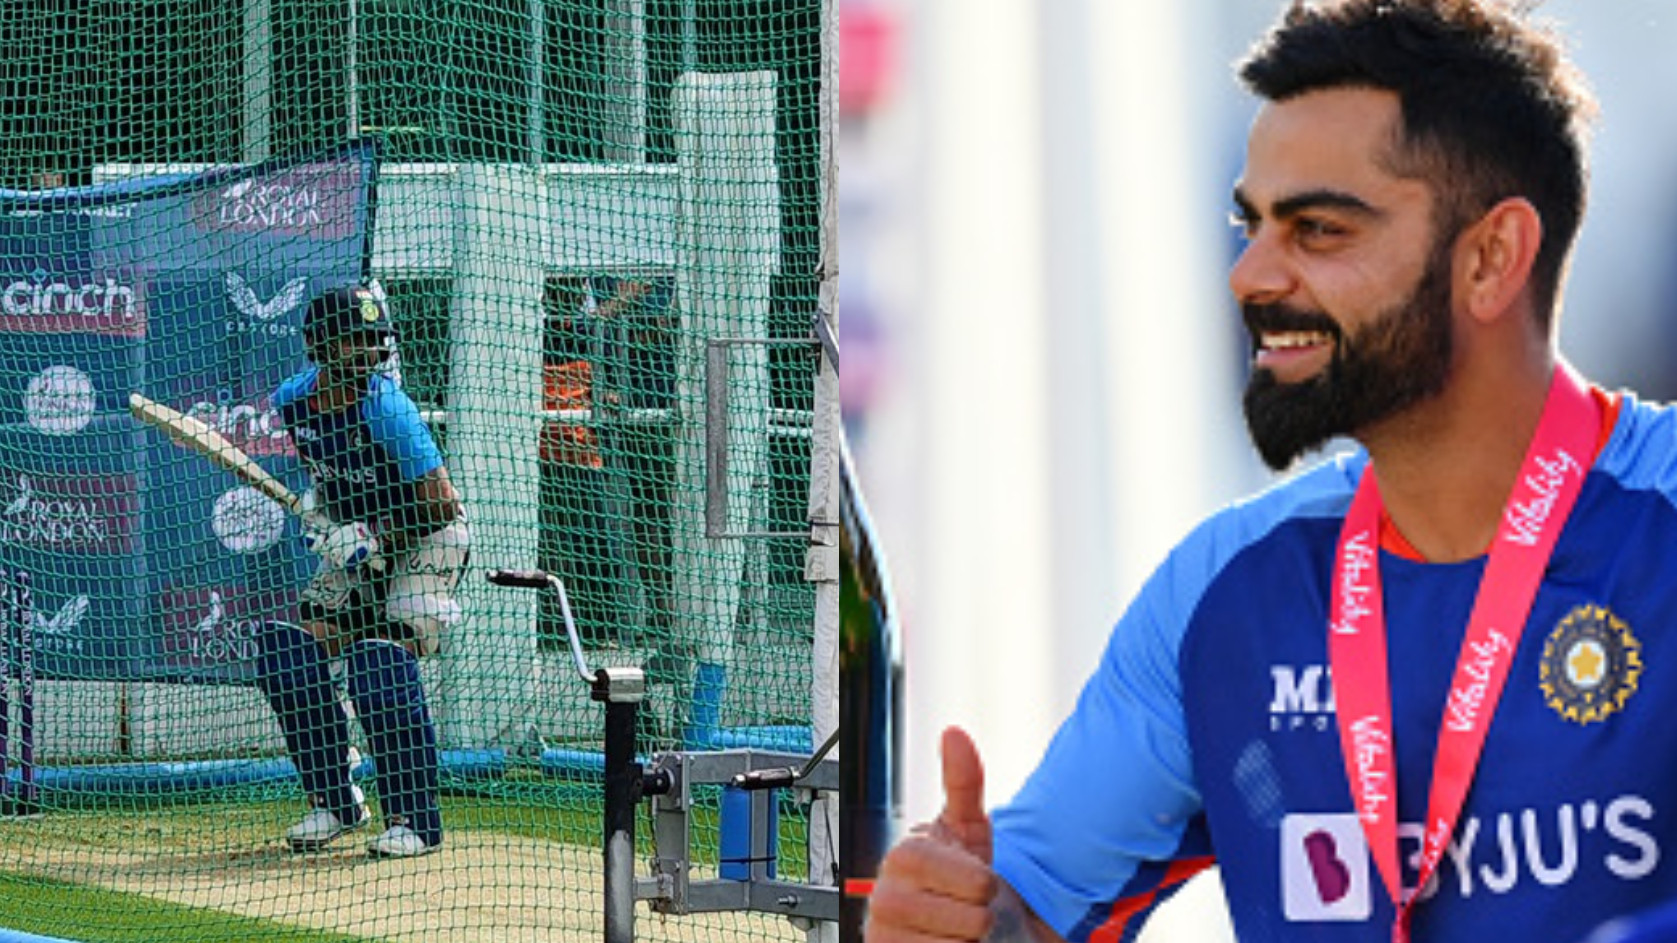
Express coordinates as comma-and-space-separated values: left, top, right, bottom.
1595, 392, 1677, 496
271, 367, 319, 411
1182, 452, 1362, 560
361, 374, 421, 418
1135, 454, 1362, 619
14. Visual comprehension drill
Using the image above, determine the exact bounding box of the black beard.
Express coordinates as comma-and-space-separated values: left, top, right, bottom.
1241, 246, 1455, 471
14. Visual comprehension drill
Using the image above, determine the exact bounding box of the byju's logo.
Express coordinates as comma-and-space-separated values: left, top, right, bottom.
1282, 814, 1372, 922
1280, 797, 1662, 921
1270, 664, 1336, 732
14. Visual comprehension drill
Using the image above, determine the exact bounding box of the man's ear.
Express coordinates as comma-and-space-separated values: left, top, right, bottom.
1457, 197, 1543, 324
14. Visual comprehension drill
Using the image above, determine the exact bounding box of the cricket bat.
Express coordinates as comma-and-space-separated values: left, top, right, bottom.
128, 392, 304, 516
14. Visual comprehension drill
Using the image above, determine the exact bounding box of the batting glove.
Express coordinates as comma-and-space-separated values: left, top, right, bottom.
305, 522, 384, 573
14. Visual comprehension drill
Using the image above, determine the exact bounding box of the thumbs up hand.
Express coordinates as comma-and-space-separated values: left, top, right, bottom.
933, 725, 993, 864
866, 727, 1001, 941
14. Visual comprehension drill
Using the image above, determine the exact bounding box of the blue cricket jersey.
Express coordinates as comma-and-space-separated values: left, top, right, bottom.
272, 366, 444, 528
994, 390, 1677, 943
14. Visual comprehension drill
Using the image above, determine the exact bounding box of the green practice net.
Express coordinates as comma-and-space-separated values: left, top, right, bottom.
0, 1, 836, 941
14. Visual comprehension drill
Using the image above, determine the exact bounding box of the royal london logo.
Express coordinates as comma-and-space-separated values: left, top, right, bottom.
192, 164, 358, 239
1540, 604, 1642, 725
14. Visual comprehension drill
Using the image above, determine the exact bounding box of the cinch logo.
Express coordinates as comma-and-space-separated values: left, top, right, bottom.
1281, 796, 1661, 923
0, 474, 136, 552
1270, 664, 1336, 732
182, 396, 293, 457
193, 164, 358, 239
224, 271, 307, 338
0, 269, 146, 336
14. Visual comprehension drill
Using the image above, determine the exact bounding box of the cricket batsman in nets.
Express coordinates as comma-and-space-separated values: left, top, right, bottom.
256, 283, 470, 858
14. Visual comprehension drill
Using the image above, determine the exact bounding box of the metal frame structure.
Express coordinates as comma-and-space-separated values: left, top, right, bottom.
489, 568, 837, 943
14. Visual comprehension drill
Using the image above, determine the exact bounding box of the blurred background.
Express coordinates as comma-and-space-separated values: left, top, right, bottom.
842, 0, 1677, 937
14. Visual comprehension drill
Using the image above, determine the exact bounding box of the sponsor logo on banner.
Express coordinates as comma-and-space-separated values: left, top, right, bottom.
29, 593, 89, 655
1, 473, 136, 552
182, 395, 293, 457
0, 268, 147, 335
211, 486, 288, 554
158, 586, 290, 669
224, 271, 308, 338
24, 365, 97, 436
7, 204, 134, 220
192, 164, 359, 238
1541, 604, 1642, 725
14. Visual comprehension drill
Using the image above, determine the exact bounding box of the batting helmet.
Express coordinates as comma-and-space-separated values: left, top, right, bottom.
303, 283, 395, 361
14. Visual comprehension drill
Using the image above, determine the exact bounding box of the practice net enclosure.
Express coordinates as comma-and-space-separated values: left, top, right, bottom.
0, 1, 836, 941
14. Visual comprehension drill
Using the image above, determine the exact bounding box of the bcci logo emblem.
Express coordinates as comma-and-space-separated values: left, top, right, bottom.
1540, 604, 1641, 725
355, 288, 382, 323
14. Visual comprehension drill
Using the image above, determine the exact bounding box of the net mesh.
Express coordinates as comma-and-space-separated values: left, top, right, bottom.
0, 1, 830, 941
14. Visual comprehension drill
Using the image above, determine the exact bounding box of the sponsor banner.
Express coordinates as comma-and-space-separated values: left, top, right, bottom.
0, 471, 137, 554
0, 420, 140, 554
154, 584, 298, 683
144, 436, 312, 573
182, 394, 295, 458
0, 142, 375, 682
190, 161, 363, 239
0, 267, 147, 336
3, 550, 146, 680
2, 346, 140, 437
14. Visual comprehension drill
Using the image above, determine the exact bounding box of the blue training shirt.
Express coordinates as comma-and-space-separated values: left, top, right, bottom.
272, 366, 444, 527
994, 390, 1677, 943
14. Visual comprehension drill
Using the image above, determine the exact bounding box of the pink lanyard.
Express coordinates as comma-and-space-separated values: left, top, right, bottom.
1328, 366, 1599, 942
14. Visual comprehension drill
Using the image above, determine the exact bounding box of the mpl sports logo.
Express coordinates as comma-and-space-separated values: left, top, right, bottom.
1270, 664, 1336, 732
0, 473, 137, 552
0, 268, 147, 336
192, 164, 359, 239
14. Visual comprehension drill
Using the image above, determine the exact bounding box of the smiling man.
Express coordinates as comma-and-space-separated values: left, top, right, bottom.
866, 2, 1677, 942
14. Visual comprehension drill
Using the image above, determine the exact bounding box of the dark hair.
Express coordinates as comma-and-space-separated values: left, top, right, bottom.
1239, 0, 1597, 325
